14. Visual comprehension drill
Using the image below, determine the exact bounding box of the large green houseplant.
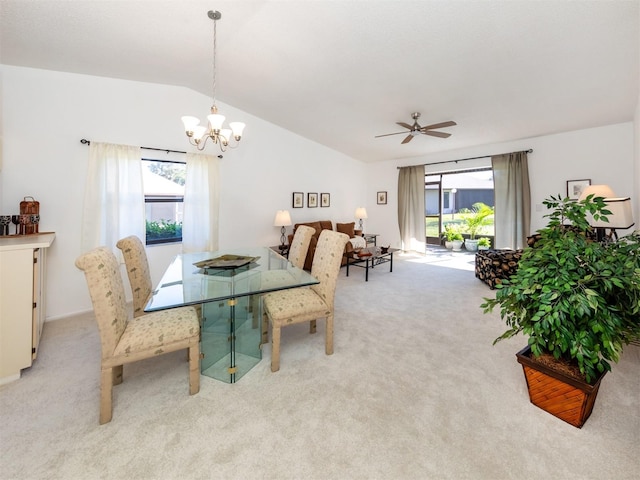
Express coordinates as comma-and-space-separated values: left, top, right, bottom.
463, 202, 494, 251
481, 194, 640, 426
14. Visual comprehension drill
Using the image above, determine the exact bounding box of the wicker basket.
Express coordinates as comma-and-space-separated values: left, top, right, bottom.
19, 196, 40, 234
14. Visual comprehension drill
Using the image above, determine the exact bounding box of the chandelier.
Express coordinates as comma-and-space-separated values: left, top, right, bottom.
182, 10, 245, 152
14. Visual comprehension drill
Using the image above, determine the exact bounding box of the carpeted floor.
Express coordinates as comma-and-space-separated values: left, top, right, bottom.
1, 249, 638, 479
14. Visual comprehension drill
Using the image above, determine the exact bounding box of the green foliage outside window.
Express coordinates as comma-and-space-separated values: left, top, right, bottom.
146, 219, 183, 241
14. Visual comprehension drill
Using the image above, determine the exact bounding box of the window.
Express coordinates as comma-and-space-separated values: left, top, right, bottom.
142, 159, 186, 245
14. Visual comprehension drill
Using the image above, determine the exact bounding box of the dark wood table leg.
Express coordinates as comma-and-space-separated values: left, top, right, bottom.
390, 252, 393, 273
365, 258, 370, 281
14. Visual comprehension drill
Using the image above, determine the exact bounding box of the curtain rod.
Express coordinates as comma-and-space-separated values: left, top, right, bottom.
80, 139, 187, 155
397, 149, 533, 169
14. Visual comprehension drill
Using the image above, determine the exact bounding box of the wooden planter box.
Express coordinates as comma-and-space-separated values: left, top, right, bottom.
516, 345, 606, 428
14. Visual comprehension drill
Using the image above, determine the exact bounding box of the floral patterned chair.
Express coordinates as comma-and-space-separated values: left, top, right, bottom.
75, 247, 200, 424
262, 229, 349, 372
115, 235, 154, 318
116, 235, 201, 320
287, 225, 316, 269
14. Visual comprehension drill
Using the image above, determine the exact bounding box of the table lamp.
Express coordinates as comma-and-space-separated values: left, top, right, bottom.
355, 207, 368, 232
578, 185, 635, 241
273, 210, 292, 251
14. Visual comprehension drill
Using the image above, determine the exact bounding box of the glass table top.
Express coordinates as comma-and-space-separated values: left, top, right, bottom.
145, 247, 319, 312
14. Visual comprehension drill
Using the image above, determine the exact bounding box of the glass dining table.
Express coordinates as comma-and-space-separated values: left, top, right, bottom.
145, 247, 319, 383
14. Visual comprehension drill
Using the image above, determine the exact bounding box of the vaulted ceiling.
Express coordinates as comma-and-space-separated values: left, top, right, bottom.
2, 0, 638, 162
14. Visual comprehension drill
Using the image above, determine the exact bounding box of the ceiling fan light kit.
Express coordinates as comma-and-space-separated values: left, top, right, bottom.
375, 112, 456, 144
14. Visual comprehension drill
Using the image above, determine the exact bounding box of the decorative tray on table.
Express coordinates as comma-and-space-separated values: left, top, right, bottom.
193, 255, 260, 270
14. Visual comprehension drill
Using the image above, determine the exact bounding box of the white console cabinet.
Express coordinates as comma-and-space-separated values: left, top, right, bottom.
0, 233, 55, 384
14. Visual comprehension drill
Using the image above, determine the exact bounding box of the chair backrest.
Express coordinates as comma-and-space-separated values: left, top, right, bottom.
288, 225, 315, 269
116, 235, 152, 318
310, 230, 349, 310
75, 247, 129, 359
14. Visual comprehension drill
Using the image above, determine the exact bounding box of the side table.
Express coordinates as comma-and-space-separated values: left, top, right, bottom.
269, 245, 289, 257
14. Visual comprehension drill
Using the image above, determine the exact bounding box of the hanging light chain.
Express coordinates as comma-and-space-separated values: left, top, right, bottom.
210, 10, 218, 109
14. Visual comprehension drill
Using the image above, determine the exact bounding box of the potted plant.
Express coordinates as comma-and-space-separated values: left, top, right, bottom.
451, 232, 464, 252
463, 203, 493, 251
442, 224, 460, 249
477, 237, 491, 250
481, 194, 640, 428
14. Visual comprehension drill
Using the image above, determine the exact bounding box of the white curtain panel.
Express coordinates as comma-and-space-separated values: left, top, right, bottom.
81, 142, 144, 253
183, 153, 219, 253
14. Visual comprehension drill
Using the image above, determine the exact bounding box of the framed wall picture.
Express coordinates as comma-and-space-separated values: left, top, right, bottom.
320, 193, 330, 207
308, 192, 318, 208
377, 191, 387, 205
566, 179, 591, 200
292, 192, 304, 208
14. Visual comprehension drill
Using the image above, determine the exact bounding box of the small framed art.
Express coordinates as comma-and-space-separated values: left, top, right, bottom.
308, 192, 318, 208
292, 192, 304, 208
566, 179, 591, 200
377, 191, 387, 205
320, 193, 330, 207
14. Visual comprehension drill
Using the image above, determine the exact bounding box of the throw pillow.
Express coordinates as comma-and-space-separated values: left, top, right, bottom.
349, 236, 366, 249
336, 222, 355, 238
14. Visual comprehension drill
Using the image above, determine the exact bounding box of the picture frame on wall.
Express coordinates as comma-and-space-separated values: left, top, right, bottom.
320, 193, 330, 207
566, 179, 591, 200
377, 191, 387, 205
308, 192, 318, 208
292, 192, 304, 208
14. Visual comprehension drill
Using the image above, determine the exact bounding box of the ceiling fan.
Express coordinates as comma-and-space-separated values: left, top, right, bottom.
375, 112, 457, 144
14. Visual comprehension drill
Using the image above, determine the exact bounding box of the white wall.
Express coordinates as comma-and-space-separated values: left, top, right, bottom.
1, 66, 366, 319
2, 66, 637, 321
365, 122, 636, 247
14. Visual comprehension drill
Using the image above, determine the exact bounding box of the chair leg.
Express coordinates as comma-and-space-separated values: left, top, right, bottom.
261, 311, 269, 346
188, 345, 200, 395
271, 323, 281, 372
112, 365, 123, 385
309, 319, 317, 334
325, 314, 334, 355
100, 366, 113, 424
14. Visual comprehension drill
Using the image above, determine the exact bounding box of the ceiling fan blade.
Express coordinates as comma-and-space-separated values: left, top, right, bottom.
396, 122, 413, 130
401, 134, 414, 144
374, 131, 408, 138
421, 121, 457, 131
424, 130, 451, 138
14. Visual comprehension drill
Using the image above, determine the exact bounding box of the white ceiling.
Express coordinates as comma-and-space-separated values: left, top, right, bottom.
1, 0, 638, 163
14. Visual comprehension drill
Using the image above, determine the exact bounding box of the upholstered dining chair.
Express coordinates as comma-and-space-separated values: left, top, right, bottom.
75, 247, 200, 424
262, 229, 349, 372
256, 224, 317, 340
287, 224, 315, 269
115, 235, 155, 318
116, 235, 202, 322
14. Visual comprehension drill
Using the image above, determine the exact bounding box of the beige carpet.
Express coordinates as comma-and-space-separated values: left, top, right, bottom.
1, 249, 638, 479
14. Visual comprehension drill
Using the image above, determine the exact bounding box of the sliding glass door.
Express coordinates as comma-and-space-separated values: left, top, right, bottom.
424, 177, 442, 245
424, 169, 495, 247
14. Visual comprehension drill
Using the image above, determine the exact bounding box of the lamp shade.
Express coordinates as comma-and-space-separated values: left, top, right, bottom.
590, 197, 635, 229
578, 184, 616, 201
273, 210, 292, 227
355, 207, 368, 219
